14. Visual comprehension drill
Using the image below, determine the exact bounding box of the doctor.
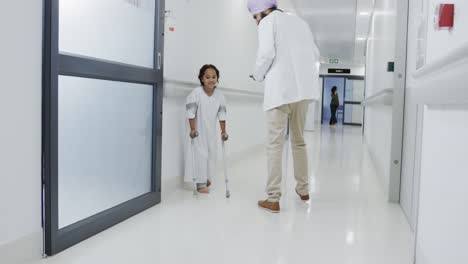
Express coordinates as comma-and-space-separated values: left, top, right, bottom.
248, 0, 321, 213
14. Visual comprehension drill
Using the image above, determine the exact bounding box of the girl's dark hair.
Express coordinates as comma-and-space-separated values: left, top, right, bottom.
331, 86, 337, 93
198, 64, 220, 86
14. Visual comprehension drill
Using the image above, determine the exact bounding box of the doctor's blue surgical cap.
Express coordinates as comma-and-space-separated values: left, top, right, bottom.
247, 0, 277, 15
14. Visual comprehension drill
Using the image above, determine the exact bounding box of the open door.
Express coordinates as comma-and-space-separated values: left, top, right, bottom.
42, 0, 165, 255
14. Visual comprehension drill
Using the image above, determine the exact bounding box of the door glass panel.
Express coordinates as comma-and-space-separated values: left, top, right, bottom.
58, 76, 153, 228
345, 79, 365, 101
59, 0, 155, 68
344, 104, 364, 124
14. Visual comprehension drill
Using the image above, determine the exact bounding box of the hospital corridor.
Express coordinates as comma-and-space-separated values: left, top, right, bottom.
1, 0, 467, 264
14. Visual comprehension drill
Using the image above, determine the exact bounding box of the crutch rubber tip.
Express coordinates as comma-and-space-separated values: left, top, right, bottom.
226, 192, 230, 198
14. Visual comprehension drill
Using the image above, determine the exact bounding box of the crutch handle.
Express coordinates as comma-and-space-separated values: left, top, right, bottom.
190, 130, 199, 138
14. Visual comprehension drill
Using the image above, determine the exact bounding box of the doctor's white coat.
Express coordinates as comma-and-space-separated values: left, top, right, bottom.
253, 10, 321, 111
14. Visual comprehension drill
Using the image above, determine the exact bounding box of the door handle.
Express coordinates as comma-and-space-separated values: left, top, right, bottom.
157, 52, 162, 70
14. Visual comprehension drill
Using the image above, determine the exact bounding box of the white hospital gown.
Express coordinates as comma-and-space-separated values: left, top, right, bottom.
184, 86, 227, 184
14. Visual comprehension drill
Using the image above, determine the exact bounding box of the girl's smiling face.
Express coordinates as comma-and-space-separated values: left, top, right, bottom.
202, 68, 218, 92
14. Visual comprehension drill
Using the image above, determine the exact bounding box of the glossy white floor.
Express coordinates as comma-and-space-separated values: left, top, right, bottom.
34, 126, 414, 264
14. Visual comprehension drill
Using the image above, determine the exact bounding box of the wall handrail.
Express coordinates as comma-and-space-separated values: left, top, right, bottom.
163, 79, 264, 98
362, 88, 393, 106
413, 41, 468, 79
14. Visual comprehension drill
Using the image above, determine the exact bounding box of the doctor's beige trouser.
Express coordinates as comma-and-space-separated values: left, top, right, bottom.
265, 100, 309, 202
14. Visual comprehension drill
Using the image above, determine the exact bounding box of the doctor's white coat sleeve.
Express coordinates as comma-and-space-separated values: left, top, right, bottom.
253, 17, 276, 82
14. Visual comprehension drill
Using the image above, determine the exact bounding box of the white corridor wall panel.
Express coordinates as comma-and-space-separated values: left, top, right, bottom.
402, 1, 468, 263
401, 0, 468, 229
0, 0, 43, 253
363, 0, 397, 198
415, 106, 468, 264
163, 0, 264, 92
59, 0, 156, 68
424, 0, 468, 65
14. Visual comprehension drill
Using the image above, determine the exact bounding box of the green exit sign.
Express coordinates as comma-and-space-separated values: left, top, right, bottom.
329, 58, 339, 64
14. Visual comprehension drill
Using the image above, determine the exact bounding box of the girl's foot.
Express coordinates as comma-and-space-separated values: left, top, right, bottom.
197, 187, 209, 194
207, 180, 211, 187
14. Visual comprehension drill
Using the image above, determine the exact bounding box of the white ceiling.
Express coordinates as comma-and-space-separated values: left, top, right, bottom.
285, 0, 374, 66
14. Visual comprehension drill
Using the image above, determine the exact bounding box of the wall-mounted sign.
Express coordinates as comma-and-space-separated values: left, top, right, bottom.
438, 4, 455, 28
328, 68, 350, 74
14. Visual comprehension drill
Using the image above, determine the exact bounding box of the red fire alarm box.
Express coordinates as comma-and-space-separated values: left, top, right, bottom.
438, 4, 454, 28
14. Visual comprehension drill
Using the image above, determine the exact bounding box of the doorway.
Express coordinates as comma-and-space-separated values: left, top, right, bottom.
321, 77, 345, 125
321, 75, 365, 126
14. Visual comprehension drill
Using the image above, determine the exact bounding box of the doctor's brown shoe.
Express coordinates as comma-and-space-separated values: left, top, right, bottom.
258, 200, 280, 213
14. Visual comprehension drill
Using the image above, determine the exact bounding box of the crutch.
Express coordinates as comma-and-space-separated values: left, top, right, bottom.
221, 134, 231, 198
190, 131, 199, 196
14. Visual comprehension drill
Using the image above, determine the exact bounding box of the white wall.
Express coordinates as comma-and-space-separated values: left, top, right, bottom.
400, 0, 428, 230
402, 0, 468, 229
401, 0, 468, 262
424, 1, 468, 64
0, 0, 43, 261
165, 0, 255, 92
414, 106, 468, 264
164, 0, 296, 92
363, 0, 397, 196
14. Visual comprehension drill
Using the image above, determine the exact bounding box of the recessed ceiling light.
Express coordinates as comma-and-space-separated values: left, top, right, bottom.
359, 11, 371, 16
356, 37, 367, 41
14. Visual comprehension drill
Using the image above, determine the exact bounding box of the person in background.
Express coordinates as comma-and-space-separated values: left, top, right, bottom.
330, 86, 340, 126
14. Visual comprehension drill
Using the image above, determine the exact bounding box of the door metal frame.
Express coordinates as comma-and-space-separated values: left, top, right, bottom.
42, 0, 165, 255
388, 0, 409, 203
343, 77, 365, 126
320, 76, 345, 125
